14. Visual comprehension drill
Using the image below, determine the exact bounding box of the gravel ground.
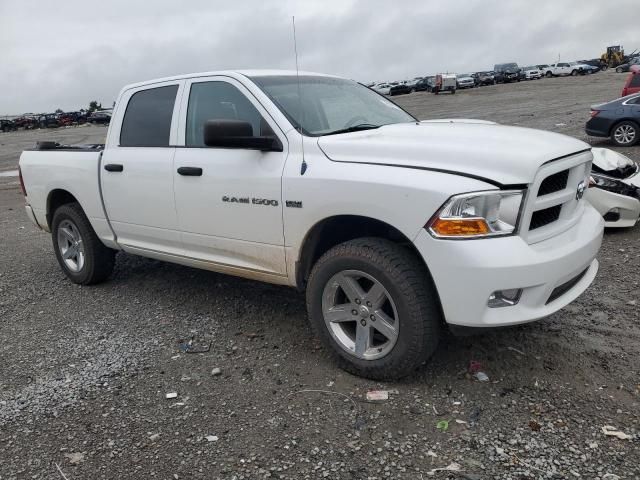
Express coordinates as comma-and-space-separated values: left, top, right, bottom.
0, 72, 638, 479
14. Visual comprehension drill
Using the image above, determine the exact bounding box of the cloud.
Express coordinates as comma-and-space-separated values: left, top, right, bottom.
0, 0, 638, 113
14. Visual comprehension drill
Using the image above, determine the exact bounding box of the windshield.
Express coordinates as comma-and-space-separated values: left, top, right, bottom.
498, 63, 518, 70
250, 75, 416, 136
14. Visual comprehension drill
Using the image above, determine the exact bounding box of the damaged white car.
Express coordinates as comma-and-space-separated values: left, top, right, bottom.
587, 148, 640, 227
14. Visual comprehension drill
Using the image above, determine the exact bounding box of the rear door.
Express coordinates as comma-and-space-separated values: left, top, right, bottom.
172, 76, 288, 278
101, 81, 184, 256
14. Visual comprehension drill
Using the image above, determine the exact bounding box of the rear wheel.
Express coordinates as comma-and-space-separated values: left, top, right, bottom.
546, 71, 553, 78
610, 121, 639, 147
571, 69, 578, 76
52, 203, 115, 285
616, 67, 623, 73
306, 238, 441, 380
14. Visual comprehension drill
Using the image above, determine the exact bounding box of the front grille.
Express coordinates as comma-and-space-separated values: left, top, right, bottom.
538, 169, 569, 196
546, 267, 589, 304
529, 205, 561, 230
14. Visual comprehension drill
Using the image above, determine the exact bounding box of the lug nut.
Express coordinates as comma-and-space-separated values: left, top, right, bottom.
370, 315, 376, 321
355, 299, 361, 305
351, 309, 358, 316
360, 319, 367, 326
366, 301, 372, 307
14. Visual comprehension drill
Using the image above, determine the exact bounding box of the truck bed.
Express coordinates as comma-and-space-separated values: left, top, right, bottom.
19, 148, 114, 243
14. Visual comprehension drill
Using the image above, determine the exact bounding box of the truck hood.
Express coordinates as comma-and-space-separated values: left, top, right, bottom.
317, 121, 589, 185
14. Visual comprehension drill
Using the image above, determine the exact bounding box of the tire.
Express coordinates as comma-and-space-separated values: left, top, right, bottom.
571, 69, 578, 76
610, 121, 639, 147
451, 89, 456, 94
306, 238, 442, 380
52, 203, 115, 285
616, 67, 623, 73
546, 71, 553, 78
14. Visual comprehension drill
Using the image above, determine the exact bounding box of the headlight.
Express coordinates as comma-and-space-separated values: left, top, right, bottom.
589, 173, 638, 197
427, 190, 524, 239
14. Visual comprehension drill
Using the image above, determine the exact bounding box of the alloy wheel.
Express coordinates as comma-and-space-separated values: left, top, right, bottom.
614, 124, 636, 145
321, 269, 399, 360
57, 219, 86, 272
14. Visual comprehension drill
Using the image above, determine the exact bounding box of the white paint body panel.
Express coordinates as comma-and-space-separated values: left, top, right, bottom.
19, 69, 605, 328
586, 148, 640, 227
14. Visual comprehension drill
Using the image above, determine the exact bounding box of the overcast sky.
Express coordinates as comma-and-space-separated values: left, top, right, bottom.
0, 0, 638, 114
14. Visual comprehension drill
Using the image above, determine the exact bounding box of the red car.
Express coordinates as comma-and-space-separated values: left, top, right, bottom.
621, 66, 640, 97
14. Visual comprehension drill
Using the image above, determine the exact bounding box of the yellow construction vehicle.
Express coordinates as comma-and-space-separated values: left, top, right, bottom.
600, 46, 625, 70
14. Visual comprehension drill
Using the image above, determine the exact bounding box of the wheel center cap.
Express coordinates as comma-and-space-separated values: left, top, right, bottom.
359, 305, 370, 318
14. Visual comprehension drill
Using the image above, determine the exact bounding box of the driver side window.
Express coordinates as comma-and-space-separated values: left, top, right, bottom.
186, 81, 265, 147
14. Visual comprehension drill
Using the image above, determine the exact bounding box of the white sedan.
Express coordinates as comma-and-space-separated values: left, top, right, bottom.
372, 83, 391, 95
587, 148, 640, 227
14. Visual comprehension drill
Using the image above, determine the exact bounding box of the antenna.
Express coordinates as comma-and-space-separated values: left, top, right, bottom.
292, 16, 307, 175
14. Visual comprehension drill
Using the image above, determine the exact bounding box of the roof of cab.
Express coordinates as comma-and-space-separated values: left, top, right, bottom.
121, 69, 340, 91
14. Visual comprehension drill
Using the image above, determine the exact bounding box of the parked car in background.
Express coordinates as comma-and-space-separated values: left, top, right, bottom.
433, 74, 457, 94
456, 73, 475, 89
372, 83, 391, 95
414, 77, 435, 92
13, 116, 38, 130
544, 63, 578, 77
621, 70, 640, 97
522, 66, 542, 80
586, 93, 640, 146
38, 114, 59, 129
0, 119, 17, 132
586, 148, 640, 227
406, 77, 423, 92
87, 111, 112, 125
473, 71, 496, 86
389, 82, 411, 96
494, 63, 521, 83
18, 69, 604, 379
614, 57, 640, 73
567, 62, 596, 75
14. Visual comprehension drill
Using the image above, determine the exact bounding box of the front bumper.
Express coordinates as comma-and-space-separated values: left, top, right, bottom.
414, 204, 603, 327
586, 184, 640, 228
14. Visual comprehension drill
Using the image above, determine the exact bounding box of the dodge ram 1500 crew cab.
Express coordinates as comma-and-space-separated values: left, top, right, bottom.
19, 70, 604, 379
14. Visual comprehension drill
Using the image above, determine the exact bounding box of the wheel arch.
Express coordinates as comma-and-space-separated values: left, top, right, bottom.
608, 118, 640, 136
46, 189, 81, 229
295, 215, 427, 290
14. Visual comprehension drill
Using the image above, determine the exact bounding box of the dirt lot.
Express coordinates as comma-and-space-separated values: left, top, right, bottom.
0, 72, 638, 479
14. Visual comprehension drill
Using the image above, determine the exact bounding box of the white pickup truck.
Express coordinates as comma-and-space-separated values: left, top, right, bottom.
19, 70, 604, 379
544, 62, 581, 77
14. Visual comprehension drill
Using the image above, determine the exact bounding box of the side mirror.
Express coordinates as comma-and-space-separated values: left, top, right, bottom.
203, 119, 283, 152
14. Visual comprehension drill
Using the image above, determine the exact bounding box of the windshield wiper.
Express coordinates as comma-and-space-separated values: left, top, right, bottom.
322, 123, 381, 136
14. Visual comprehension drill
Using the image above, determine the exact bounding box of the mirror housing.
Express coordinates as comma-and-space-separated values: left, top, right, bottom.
203, 119, 282, 152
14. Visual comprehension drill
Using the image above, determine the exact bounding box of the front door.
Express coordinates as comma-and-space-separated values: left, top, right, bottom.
172, 77, 288, 277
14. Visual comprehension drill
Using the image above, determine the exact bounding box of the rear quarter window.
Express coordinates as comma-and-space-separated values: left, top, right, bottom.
120, 85, 178, 147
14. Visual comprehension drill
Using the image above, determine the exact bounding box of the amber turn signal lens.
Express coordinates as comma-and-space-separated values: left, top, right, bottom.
430, 218, 491, 236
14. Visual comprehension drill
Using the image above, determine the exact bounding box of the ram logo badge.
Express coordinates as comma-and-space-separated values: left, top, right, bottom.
222, 196, 278, 206
575, 181, 586, 201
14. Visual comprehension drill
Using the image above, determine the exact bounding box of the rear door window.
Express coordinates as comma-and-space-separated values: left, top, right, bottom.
120, 85, 178, 147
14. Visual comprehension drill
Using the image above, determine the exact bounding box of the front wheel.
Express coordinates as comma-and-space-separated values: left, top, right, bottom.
616, 67, 623, 73
546, 71, 553, 78
52, 203, 116, 285
306, 238, 441, 380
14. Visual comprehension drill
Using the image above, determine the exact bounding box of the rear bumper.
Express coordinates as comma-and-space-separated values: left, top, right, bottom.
25, 204, 42, 230
414, 204, 604, 327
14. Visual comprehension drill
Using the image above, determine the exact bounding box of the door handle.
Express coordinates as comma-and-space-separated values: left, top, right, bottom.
104, 164, 123, 172
177, 167, 203, 176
